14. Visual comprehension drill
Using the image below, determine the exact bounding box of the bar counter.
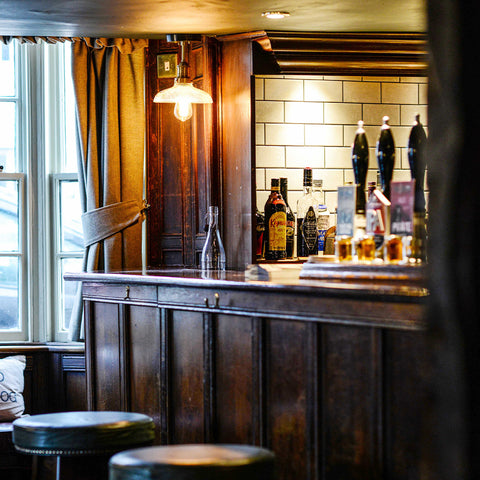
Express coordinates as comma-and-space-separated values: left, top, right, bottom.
67, 264, 429, 480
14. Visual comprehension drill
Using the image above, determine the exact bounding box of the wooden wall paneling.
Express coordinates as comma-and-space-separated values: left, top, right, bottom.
265, 319, 309, 480
170, 309, 205, 443
48, 353, 87, 413
214, 314, 255, 444
160, 308, 172, 444
219, 39, 255, 269
383, 329, 430, 479
128, 305, 162, 442
146, 38, 219, 268
323, 325, 382, 480
87, 301, 123, 411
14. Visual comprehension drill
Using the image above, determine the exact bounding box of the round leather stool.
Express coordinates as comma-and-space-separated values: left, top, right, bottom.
109, 444, 276, 480
12, 411, 155, 480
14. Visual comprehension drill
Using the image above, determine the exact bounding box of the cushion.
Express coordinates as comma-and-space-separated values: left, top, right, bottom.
0, 355, 26, 421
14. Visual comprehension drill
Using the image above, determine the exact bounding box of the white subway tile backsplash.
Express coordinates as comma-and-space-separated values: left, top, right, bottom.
305, 125, 343, 146
304, 80, 343, 102
325, 147, 352, 169
254, 74, 428, 213
256, 146, 285, 168
382, 82, 418, 104
285, 102, 324, 124
255, 101, 284, 123
324, 103, 362, 125
256, 168, 266, 190
318, 169, 345, 191
286, 146, 324, 169
256, 123, 265, 145
255, 78, 264, 100
363, 104, 400, 126
265, 168, 303, 191
401, 105, 428, 126
265, 123, 304, 145
344, 81, 380, 103
265, 78, 303, 101
419, 83, 428, 105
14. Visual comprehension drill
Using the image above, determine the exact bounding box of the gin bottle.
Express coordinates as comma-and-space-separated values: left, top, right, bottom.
297, 168, 318, 258
201, 206, 226, 270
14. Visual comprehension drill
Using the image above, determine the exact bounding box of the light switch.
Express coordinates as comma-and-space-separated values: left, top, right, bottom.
157, 53, 177, 78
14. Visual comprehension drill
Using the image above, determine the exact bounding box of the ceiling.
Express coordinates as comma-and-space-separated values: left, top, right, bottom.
0, 0, 427, 38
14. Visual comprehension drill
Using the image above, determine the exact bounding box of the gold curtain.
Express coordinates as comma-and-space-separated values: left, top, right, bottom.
68, 37, 148, 341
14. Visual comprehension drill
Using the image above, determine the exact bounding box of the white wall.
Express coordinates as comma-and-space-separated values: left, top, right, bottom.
255, 75, 428, 214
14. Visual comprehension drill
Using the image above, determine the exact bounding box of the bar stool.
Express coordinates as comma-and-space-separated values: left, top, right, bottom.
109, 444, 276, 480
12, 411, 155, 480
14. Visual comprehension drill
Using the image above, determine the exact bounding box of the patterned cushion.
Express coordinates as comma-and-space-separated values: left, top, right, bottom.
0, 355, 26, 421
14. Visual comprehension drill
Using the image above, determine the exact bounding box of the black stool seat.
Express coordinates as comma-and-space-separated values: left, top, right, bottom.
109, 444, 275, 480
12, 411, 155, 456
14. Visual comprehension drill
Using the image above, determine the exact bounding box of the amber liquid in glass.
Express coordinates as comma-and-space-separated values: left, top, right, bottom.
385, 236, 403, 263
356, 236, 376, 262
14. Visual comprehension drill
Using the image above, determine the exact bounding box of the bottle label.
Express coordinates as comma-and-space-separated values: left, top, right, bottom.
268, 211, 287, 251
317, 213, 330, 251
300, 207, 318, 254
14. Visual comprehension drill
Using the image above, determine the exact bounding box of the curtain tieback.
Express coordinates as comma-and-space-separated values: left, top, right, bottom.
81, 199, 143, 247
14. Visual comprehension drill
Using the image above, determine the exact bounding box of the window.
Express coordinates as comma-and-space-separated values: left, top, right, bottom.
0, 40, 82, 342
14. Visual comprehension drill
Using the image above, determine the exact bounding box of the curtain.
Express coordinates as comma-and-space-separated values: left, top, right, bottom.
68, 37, 148, 341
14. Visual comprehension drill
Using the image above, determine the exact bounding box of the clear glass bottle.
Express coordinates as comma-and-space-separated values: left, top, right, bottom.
201, 206, 226, 270
297, 168, 318, 258
313, 179, 329, 254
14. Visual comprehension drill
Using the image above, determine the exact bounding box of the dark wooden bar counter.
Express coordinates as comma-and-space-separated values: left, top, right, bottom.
67, 265, 429, 480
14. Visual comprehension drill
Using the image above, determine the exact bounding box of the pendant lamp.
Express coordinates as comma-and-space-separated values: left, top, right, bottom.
153, 34, 213, 122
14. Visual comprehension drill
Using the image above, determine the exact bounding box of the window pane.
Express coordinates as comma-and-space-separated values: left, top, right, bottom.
0, 180, 19, 252
0, 102, 16, 172
63, 43, 79, 172
0, 256, 20, 331
0, 43, 15, 97
60, 257, 82, 331
60, 180, 83, 252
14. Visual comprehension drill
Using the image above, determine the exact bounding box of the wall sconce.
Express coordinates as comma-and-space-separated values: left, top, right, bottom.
153, 34, 213, 122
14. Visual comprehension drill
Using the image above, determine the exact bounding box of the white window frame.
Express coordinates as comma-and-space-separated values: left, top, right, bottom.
0, 40, 81, 343
0, 173, 27, 342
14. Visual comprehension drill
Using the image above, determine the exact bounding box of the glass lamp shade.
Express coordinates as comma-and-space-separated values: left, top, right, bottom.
153, 82, 213, 122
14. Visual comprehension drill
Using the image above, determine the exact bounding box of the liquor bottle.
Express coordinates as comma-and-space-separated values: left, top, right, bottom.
280, 178, 295, 259
263, 178, 287, 260
376, 116, 395, 200
255, 208, 265, 260
312, 179, 330, 254
351, 120, 369, 214
201, 206, 226, 270
297, 168, 318, 258
407, 114, 428, 263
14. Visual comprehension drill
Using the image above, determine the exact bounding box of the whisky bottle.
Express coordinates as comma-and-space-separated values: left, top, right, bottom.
376, 116, 395, 200
201, 206, 226, 270
351, 120, 369, 214
297, 168, 318, 258
264, 178, 287, 260
280, 178, 295, 259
